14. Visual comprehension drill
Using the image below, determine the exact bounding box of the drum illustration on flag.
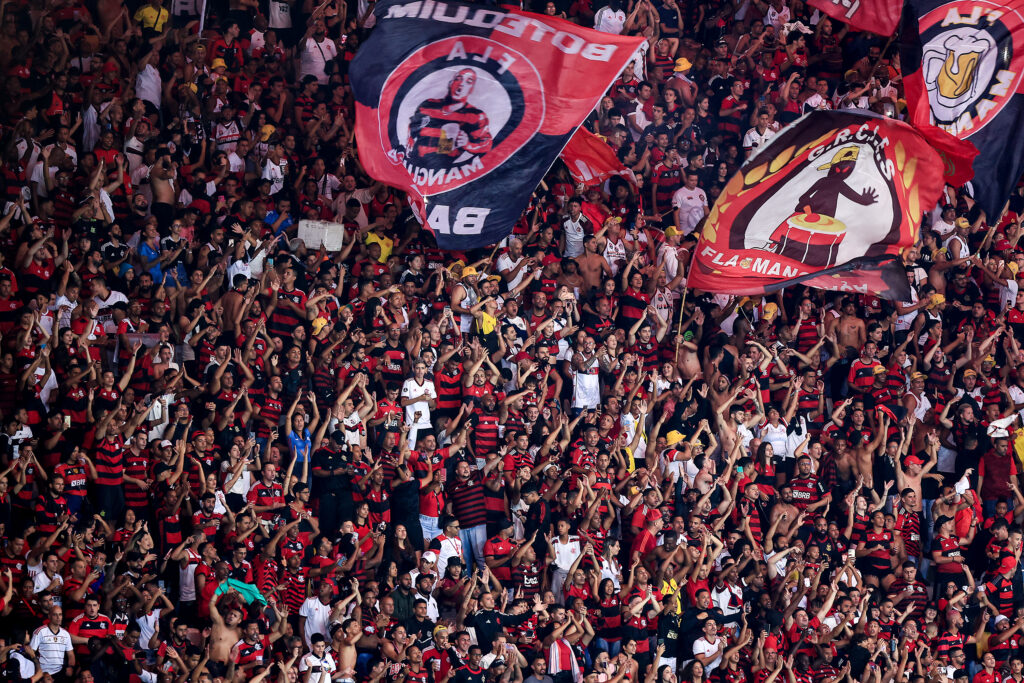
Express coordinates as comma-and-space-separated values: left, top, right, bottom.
764, 213, 848, 268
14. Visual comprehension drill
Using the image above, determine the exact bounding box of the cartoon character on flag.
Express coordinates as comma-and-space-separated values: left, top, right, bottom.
406, 67, 493, 168
762, 147, 880, 268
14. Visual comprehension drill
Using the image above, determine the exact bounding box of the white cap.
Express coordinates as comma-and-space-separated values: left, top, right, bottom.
422, 551, 438, 563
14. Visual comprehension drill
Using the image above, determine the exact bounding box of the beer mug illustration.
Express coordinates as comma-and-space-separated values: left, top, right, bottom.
438, 123, 460, 155
923, 31, 993, 107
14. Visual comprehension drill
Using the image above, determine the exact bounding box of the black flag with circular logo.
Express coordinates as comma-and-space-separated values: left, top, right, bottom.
351, 0, 643, 249
902, 0, 1024, 219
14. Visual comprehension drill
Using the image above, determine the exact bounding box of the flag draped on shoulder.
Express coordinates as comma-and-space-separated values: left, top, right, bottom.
689, 110, 946, 301
350, 0, 643, 249
560, 128, 638, 189
806, 0, 901, 36
902, 0, 1024, 219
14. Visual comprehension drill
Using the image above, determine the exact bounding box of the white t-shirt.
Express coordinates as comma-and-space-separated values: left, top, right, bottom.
30, 625, 73, 674
138, 608, 162, 651
300, 650, 338, 675
301, 37, 339, 85
671, 186, 708, 234
562, 215, 589, 258
552, 535, 582, 571
33, 571, 62, 595
604, 238, 627, 275
742, 126, 774, 153
402, 378, 436, 428
496, 253, 528, 290
268, 0, 293, 28
568, 349, 601, 409
691, 636, 723, 673
136, 64, 162, 108
93, 290, 129, 322
594, 7, 627, 33
262, 158, 287, 195
299, 598, 332, 648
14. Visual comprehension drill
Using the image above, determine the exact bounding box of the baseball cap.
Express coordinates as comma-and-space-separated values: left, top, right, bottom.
910, 371, 926, 381
312, 317, 329, 335
422, 551, 438, 563
995, 239, 1013, 251
542, 253, 560, 267
665, 430, 685, 446
665, 225, 681, 237
1000, 557, 1017, 574
955, 217, 970, 229
963, 369, 977, 377
763, 303, 779, 321
159, 439, 173, 448
904, 455, 925, 467
872, 365, 887, 375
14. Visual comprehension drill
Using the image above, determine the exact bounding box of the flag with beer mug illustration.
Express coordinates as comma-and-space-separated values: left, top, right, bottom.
687, 110, 948, 300
902, 0, 1024, 220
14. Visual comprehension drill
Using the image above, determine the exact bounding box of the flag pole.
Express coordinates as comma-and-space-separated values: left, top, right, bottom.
674, 254, 694, 370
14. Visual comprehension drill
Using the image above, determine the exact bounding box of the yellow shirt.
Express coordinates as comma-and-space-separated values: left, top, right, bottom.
133, 5, 170, 32
364, 232, 394, 263
476, 311, 498, 336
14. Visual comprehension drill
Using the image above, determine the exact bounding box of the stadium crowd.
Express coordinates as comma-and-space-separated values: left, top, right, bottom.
0, 0, 1022, 683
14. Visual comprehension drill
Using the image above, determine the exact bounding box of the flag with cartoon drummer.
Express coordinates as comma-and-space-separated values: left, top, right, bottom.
688, 111, 947, 300
902, 0, 1024, 219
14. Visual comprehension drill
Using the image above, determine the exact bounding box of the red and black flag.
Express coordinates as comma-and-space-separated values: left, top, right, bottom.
688, 111, 946, 300
560, 128, 638, 189
902, 0, 1024, 219
350, 0, 642, 249
807, 0, 901, 36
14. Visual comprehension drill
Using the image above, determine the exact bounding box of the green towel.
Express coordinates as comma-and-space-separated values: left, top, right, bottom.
214, 578, 267, 605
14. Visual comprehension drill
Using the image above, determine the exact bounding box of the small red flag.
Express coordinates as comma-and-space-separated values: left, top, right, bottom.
560, 128, 638, 189
807, 0, 901, 36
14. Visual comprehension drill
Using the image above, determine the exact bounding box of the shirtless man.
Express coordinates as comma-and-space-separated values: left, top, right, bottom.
575, 235, 612, 293
675, 307, 705, 379
218, 273, 250, 335
150, 150, 178, 231
895, 430, 939, 509
770, 488, 800, 537
828, 297, 866, 355
829, 436, 856, 483
336, 618, 366, 683
209, 590, 245, 675
932, 471, 977, 522
714, 385, 762, 455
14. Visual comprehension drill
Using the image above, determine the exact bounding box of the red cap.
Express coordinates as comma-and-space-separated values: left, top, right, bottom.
995, 239, 1013, 251
904, 455, 925, 467
541, 253, 560, 267
1000, 556, 1017, 574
